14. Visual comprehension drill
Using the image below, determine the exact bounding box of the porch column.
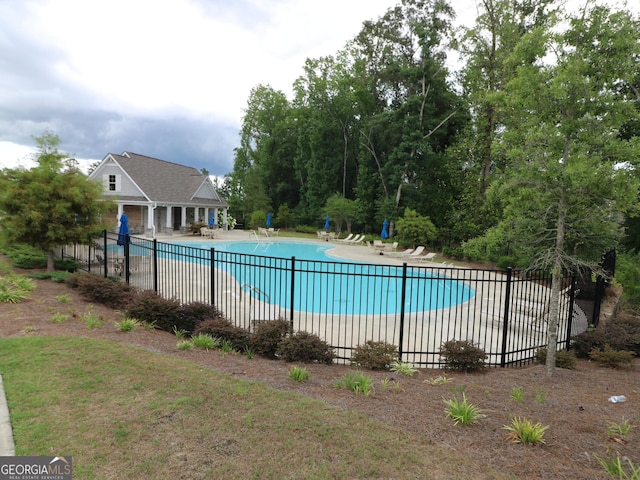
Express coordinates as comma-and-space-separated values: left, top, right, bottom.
181, 206, 187, 228
146, 204, 155, 238
165, 206, 173, 234
223, 208, 228, 230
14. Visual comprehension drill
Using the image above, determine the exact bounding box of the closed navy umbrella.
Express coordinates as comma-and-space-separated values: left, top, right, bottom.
209, 211, 215, 228
381, 219, 389, 239
117, 213, 130, 246
324, 215, 330, 230
266, 212, 271, 227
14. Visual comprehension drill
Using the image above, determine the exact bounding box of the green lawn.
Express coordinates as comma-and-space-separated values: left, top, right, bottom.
0, 336, 508, 479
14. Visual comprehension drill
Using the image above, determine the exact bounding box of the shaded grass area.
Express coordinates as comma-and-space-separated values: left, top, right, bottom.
0, 337, 509, 480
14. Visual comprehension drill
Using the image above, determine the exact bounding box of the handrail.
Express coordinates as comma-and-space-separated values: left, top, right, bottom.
240, 283, 270, 303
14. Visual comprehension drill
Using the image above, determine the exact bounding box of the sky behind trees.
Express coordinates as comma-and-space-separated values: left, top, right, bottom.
0, 0, 634, 175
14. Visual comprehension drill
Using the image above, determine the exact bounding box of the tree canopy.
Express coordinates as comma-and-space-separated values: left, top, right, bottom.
0, 132, 114, 271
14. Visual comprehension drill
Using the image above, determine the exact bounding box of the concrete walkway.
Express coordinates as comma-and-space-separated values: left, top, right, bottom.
0, 374, 15, 456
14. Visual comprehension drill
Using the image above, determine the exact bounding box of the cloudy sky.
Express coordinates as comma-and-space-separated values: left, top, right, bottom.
0, 0, 634, 176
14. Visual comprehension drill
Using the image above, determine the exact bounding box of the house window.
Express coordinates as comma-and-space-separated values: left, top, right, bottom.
103, 174, 121, 193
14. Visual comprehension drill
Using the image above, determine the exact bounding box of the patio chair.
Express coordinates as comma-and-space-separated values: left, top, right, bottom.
373, 240, 386, 253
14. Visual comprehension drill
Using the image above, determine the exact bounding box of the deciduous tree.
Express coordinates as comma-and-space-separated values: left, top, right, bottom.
0, 132, 113, 271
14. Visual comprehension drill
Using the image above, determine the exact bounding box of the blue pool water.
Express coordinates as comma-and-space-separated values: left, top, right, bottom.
166, 241, 474, 314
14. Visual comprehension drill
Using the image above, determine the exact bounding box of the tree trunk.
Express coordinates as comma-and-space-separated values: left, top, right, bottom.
47, 249, 56, 273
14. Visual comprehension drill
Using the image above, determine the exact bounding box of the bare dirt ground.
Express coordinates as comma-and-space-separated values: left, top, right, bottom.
1, 272, 639, 479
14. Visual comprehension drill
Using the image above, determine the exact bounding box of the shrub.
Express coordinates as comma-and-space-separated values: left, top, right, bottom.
351, 341, 399, 370
54, 259, 79, 272
194, 317, 250, 351
572, 313, 640, 357
250, 319, 290, 358
179, 302, 225, 334
589, 345, 635, 368
571, 329, 608, 358
65, 273, 136, 309
439, 340, 487, 372
125, 290, 181, 332
534, 348, 577, 369
277, 331, 335, 364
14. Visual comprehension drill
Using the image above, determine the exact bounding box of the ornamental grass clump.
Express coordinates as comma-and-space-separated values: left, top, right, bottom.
443, 394, 484, 426
288, 366, 310, 383
390, 361, 418, 376
503, 417, 548, 445
335, 371, 374, 396
191, 333, 220, 351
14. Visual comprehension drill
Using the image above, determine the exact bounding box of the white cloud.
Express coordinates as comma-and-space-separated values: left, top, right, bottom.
0, 0, 637, 176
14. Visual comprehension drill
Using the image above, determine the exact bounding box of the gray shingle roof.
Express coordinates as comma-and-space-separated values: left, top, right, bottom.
111, 152, 227, 207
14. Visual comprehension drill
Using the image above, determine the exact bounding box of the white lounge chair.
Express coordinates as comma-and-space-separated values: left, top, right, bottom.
413, 252, 437, 263
386, 248, 415, 257
351, 234, 365, 244
336, 233, 354, 243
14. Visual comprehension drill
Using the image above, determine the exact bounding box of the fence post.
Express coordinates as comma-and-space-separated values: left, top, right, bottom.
289, 257, 296, 333
124, 235, 130, 284
500, 267, 513, 368
153, 239, 158, 292
398, 263, 408, 362
210, 248, 215, 306
102, 229, 108, 277
565, 275, 577, 349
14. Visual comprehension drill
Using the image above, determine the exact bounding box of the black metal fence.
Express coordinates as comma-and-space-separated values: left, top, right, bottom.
59, 231, 588, 368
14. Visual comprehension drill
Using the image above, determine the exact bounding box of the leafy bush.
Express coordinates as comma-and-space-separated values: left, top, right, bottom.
615, 250, 640, 307
534, 348, 577, 369
572, 313, 640, 357
439, 340, 487, 372
294, 225, 319, 235
589, 345, 635, 368
395, 208, 437, 249
351, 341, 399, 370
251, 319, 290, 358
277, 331, 334, 364
194, 317, 250, 351
125, 290, 181, 332
180, 302, 225, 334
54, 259, 79, 272
66, 273, 136, 309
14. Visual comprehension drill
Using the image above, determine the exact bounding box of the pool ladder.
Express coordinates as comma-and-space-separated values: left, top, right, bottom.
240, 283, 270, 303
241, 284, 280, 322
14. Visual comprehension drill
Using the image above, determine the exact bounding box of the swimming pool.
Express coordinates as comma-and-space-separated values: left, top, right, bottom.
167, 241, 475, 315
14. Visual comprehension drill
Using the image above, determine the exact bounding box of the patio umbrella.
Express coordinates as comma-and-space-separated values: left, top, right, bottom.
324, 215, 330, 230
266, 212, 271, 227
209, 211, 215, 228
117, 213, 130, 246
381, 219, 389, 239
